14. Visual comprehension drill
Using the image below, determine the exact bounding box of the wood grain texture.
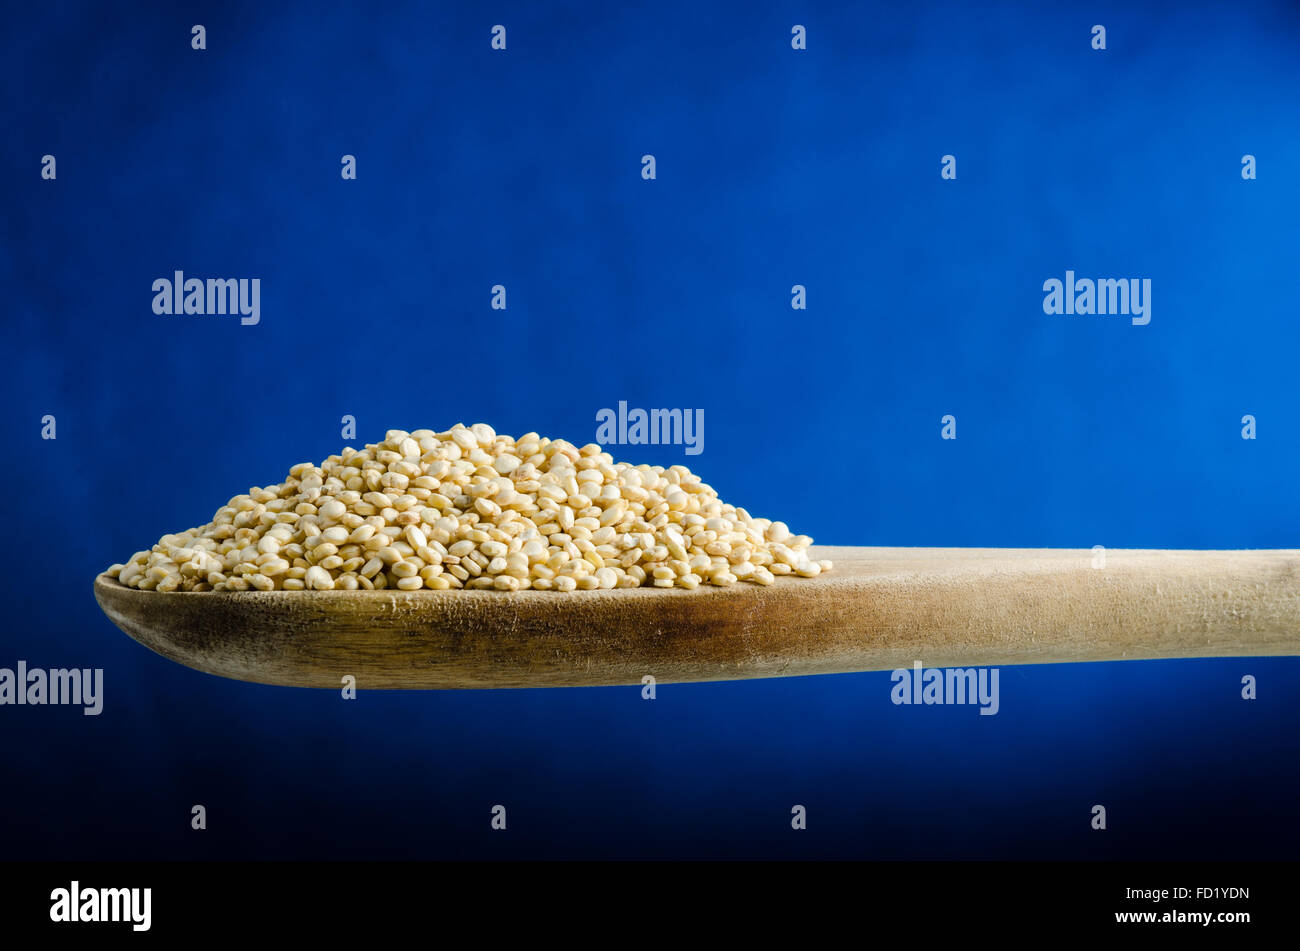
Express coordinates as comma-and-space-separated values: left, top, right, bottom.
93, 545, 1300, 689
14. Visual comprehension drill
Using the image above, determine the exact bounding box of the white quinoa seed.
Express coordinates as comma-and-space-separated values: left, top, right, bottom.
110, 425, 830, 593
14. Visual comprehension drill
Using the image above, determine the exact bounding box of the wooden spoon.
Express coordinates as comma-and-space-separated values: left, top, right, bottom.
93, 546, 1300, 689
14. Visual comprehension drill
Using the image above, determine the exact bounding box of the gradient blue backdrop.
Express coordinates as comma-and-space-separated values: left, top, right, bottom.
2, 0, 1298, 859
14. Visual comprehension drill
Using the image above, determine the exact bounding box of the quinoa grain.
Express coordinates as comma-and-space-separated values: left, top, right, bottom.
110, 425, 829, 594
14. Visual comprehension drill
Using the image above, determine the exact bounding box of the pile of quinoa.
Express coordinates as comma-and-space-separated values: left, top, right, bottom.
108, 424, 831, 593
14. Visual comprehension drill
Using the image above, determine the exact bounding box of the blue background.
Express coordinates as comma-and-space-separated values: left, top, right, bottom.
2, 0, 1298, 858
